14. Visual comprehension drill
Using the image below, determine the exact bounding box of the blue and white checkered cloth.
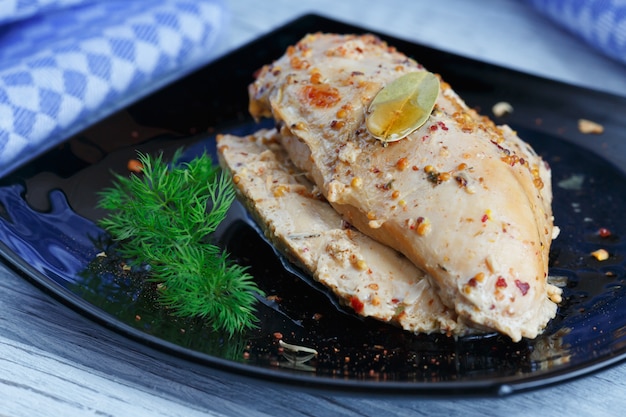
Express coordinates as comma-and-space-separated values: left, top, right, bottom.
528, 0, 626, 66
0, 0, 228, 178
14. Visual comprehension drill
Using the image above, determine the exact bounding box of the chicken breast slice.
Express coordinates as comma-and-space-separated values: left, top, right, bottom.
217, 129, 472, 336
248, 33, 562, 341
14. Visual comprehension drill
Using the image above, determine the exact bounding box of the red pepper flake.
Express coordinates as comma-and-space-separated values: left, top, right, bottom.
598, 227, 612, 238
350, 296, 365, 313
467, 278, 478, 287
496, 276, 507, 288
127, 159, 144, 173
481, 214, 489, 223
437, 121, 449, 131
302, 84, 340, 108
515, 280, 530, 296
429, 124, 438, 132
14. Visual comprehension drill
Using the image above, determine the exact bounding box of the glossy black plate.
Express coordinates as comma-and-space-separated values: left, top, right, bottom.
1, 14, 625, 396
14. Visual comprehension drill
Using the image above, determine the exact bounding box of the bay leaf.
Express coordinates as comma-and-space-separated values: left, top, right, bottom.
366, 71, 440, 143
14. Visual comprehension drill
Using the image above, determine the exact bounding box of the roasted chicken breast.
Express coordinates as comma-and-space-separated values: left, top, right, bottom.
242, 33, 561, 341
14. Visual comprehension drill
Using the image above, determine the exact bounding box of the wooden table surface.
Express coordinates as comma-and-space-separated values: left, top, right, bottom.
2, 1, 625, 416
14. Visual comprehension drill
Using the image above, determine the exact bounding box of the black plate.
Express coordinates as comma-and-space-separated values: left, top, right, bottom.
1, 14, 625, 396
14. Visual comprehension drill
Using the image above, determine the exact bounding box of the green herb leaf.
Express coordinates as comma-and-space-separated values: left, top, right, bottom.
366, 71, 440, 143
97, 150, 263, 335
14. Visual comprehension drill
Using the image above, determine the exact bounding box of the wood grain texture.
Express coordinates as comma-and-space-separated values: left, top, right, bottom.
2, 1, 626, 416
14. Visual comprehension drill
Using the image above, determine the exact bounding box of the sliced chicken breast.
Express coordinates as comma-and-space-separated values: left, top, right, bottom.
218, 129, 471, 336
247, 33, 561, 341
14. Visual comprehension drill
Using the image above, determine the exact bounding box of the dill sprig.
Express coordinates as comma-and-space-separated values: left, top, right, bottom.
97, 150, 262, 335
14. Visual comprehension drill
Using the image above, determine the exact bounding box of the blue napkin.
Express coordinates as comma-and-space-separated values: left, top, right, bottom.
527, 0, 626, 67
0, 0, 228, 178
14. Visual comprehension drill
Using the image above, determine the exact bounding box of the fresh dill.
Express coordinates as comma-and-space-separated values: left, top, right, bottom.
97, 149, 263, 335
